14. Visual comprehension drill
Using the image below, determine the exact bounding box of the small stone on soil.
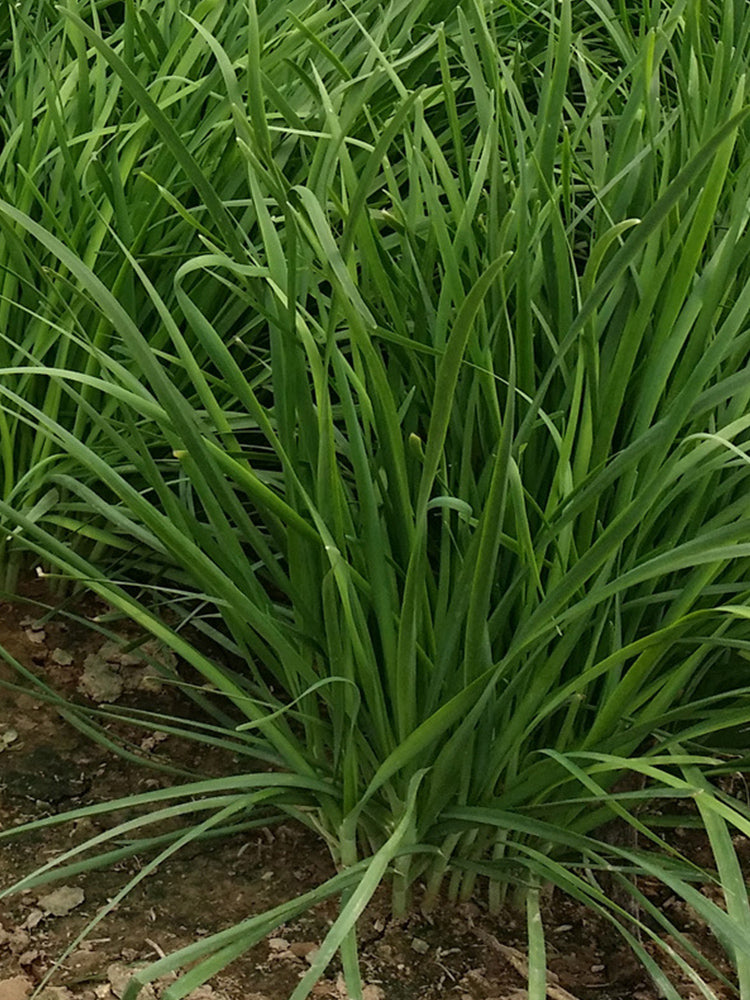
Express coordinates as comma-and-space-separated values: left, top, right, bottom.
19, 617, 43, 630
139, 732, 169, 753
22, 909, 44, 930
106, 963, 156, 1000
7, 930, 30, 955
0, 728, 18, 750
0, 976, 33, 1000
289, 941, 319, 959
78, 654, 124, 703
37, 886, 85, 917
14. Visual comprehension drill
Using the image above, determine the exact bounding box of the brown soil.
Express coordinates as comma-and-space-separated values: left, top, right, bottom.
0, 583, 741, 1000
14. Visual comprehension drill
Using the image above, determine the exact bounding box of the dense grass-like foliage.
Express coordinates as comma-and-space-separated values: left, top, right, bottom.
2, 0, 750, 997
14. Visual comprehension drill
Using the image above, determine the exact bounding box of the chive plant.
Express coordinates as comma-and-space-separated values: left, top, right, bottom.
2, 1, 750, 998
0, 0, 257, 591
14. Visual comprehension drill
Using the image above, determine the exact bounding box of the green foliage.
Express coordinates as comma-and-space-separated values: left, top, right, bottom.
2, 0, 750, 997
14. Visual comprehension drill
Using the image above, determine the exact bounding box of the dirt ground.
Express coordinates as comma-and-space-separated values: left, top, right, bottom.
0, 584, 742, 1000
